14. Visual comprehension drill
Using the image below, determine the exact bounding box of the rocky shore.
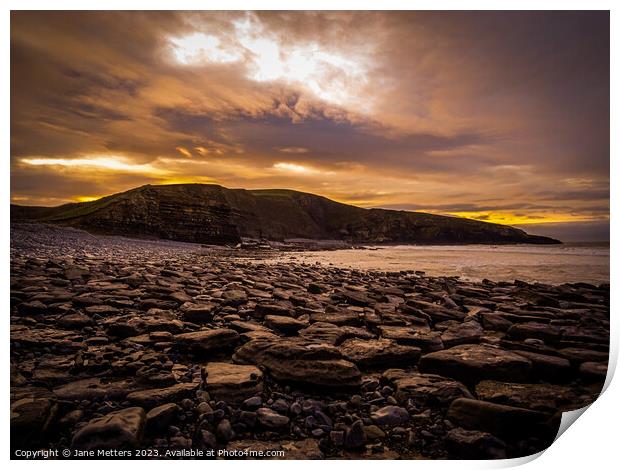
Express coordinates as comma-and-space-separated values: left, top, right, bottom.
10, 223, 609, 459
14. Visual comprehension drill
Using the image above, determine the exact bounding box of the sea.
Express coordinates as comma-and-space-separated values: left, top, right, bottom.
265, 242, 610, 286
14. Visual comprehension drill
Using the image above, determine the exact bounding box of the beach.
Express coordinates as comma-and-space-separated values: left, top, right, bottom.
10, 224, 609, 459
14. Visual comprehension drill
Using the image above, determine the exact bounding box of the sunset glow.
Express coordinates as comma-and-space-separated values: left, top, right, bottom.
10, 11, 609, 240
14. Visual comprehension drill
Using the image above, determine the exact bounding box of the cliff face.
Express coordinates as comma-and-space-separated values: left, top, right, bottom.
11, 184, 561, 245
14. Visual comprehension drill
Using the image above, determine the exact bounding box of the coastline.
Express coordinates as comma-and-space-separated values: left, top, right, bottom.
10, 223, 609, 459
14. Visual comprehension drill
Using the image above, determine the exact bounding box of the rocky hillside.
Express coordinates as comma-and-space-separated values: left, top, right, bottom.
11, 184, 560, 245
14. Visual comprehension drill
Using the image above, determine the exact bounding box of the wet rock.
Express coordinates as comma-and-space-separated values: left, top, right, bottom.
204, 362, 263, 403
419, 344, 532, 383
71, 407, 145, 450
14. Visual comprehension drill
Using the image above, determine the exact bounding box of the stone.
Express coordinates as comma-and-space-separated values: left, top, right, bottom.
446, 398, 551, 440
17, 301, 48, 315
377, 326, 444, 352
383, 370, 473, 406
440, 321, 483, 348
264, 315, 308, 334
11, 398, 58, 446
579, 361, 608, 382
233, 338, 361, 388
54, 378, 138, 402
174, 329, 239, 354
216, 419, 235, 442
445, 427, 507, 459
257, 408, 290, 428
204, 362, 263, 403
344, 419, 365, 449
370, 405, 410, 426
512, 350, 572, 382
146, 403, 181, 432
71, 407, 145, 450
364, 424, 386, 441
507, 322, 562, 344
180, 302, 215, 323
475, 381, 590, 413
126, 382, 199, 407
418, 344, 532, 383
298, 322, 373, 345
340, 338, 421, 368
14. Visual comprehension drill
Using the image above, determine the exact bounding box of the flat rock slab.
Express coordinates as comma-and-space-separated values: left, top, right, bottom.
377, 326, 444, 352
204, 362, 263, 403
447, 398, 552, 440
418, 344, 532, 383
126, 382, 199, 407
383, 370, 473, 406
440, 321, 483, 348
298, 322, 374, 345
180, 302, 215, 323
445, 427, 507, 459
233, 338, 361, 388
174, 329, 239, 353
54, 378, 139, 402
340, 338, 420, 368
71, 407, 145, 450
264, 315, 308, 335
475, 380, 594, 413
11, 398, 58, 447
512, 350, 572, 382
226, 439, 323, 459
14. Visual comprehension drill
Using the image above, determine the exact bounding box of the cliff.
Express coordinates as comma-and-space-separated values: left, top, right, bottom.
11, 184, 561, 245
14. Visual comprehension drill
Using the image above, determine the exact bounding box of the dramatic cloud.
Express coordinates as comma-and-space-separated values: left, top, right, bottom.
10, 11, 609, 240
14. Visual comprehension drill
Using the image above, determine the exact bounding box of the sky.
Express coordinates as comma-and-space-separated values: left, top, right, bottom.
10, 11, 609, 241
